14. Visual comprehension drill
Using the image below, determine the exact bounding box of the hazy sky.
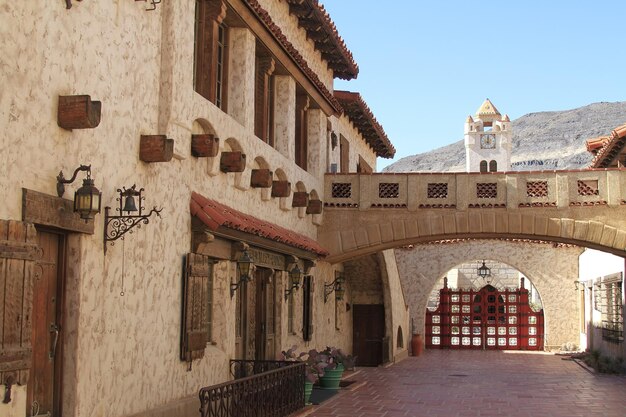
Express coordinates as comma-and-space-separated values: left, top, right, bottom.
323, 1, 626, 170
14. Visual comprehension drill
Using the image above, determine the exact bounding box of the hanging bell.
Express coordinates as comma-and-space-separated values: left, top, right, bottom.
122, 194, 138, 213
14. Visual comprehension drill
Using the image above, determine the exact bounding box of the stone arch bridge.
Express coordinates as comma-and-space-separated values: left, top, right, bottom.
320, 169, 626, 263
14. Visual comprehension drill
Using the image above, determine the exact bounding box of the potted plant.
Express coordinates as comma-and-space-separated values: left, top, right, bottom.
281, 346, 327, 404
317, 346, 347, 390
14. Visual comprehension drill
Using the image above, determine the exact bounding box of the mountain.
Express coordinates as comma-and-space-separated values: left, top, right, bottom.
384, 101, 626, 173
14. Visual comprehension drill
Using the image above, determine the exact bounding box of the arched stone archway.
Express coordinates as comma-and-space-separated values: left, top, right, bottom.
394, 239, 584, 350
320, 210, 626, 263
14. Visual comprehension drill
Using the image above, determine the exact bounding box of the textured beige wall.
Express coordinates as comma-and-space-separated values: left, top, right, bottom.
0, 1, 378, 416
394, 240, 584, 351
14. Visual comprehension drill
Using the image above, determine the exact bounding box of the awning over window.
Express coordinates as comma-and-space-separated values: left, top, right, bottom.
190, 192, 328, 257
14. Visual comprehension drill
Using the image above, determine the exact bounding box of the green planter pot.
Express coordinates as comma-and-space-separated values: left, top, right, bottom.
318, 363, 344, 390
304, 381, 314, 404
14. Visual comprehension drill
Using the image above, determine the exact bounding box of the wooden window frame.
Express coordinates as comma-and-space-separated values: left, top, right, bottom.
254, 56, 276, 144
194, 0, 228, 109
295, 94, 310, 170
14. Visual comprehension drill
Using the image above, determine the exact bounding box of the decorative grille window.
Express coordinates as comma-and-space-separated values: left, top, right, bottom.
526, 181, 548, 197
577, 180, 599, 196
331, 183, 352, 198
476, 183, 497, 199
427, 183, 448, 199
595, 274, 624, 342
378, 183, 400, 198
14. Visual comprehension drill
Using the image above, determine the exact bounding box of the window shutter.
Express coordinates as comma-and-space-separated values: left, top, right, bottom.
181, 253, 212, 365
302, 276, 313, 341
0, 220, 38, 386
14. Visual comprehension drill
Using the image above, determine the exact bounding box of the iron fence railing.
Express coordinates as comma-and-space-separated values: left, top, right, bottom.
229, 359, 294, 379
199, 361, 305, 417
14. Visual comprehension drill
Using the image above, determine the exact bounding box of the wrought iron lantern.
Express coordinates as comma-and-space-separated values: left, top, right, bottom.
103, 185, 163, 254
56, 164, 102, 222
284, 263, 303, 300
231, 250, 254, 297
477, 260, 491, 283
324, 272, 345, 303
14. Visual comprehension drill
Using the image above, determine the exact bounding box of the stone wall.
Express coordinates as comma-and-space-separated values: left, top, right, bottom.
394, 240, 584, 351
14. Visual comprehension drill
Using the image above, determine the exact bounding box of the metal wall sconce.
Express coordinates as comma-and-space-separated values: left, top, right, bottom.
230, 250, 254, 298
103, 185, 163, 254
574, 280, 583, 291
477, 260, 491, 284
56, 164, 102, 222
284, 263, 303, 300
324, 272, 345, 303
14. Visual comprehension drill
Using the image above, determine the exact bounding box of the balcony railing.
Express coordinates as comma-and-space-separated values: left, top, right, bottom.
324, 169, 626, 210
199, 360, 305, 417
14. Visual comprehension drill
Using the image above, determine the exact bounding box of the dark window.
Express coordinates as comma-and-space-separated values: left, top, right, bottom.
302, 276, 313, 341
215, 23, 227, 109
479, 160, 488, 173
489, 160, 498, 172
254, 56, 275, 144
596, 274, 624, 342
295, 94, 309, 170
194, 1, 228, 110
340, 135, 349, 173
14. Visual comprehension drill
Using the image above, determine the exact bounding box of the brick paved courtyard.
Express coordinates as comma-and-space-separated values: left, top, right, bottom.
300, 350, 626, 417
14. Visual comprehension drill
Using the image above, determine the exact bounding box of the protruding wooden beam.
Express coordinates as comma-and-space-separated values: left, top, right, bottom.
271, 181, 291, 198
292, 191, 309, 207
57, 95, 101, 130
306, 199, 323, 214
191, 134, 219, 157
140, 135, 174, 163
250, 169, 273, 188
220, 151, 246, 172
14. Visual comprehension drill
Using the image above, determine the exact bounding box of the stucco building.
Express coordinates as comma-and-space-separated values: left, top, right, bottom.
0, 1, 407, 416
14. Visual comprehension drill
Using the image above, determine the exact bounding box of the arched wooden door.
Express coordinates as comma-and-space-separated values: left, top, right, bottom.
425, 278, 544, 350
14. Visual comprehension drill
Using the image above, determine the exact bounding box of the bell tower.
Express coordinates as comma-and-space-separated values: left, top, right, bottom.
464, 99, 512, 173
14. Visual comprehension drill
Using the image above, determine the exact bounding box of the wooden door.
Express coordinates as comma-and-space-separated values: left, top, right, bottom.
29, 230, 65, 416
353, 304, 385, 366
254, 268, 275, 360
0, 221, 37, 406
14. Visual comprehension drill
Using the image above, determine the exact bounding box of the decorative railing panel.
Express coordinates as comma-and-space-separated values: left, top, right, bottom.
324, 169, 625, 210
199, 361, 305, 417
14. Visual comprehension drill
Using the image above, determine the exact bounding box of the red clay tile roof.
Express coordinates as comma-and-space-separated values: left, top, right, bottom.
585, 136, 610, 154
190, 192, 329, 256
285, 0, 359, 80
334, 90, 396, 159
590, 122, 626, 168
244, 0, 343, 114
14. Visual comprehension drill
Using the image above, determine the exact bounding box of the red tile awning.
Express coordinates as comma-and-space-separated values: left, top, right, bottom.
190, 192, 328, 257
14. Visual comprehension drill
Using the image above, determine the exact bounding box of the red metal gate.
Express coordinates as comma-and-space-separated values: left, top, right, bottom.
425, 278, 544, 350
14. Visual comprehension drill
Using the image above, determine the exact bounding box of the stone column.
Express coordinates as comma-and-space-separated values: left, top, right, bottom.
306, 109, 326, 178
273, 75, 296, 160
227, 27, 255, 130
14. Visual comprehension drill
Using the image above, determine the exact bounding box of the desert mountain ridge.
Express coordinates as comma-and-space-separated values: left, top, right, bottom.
384, 101, 626, 173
